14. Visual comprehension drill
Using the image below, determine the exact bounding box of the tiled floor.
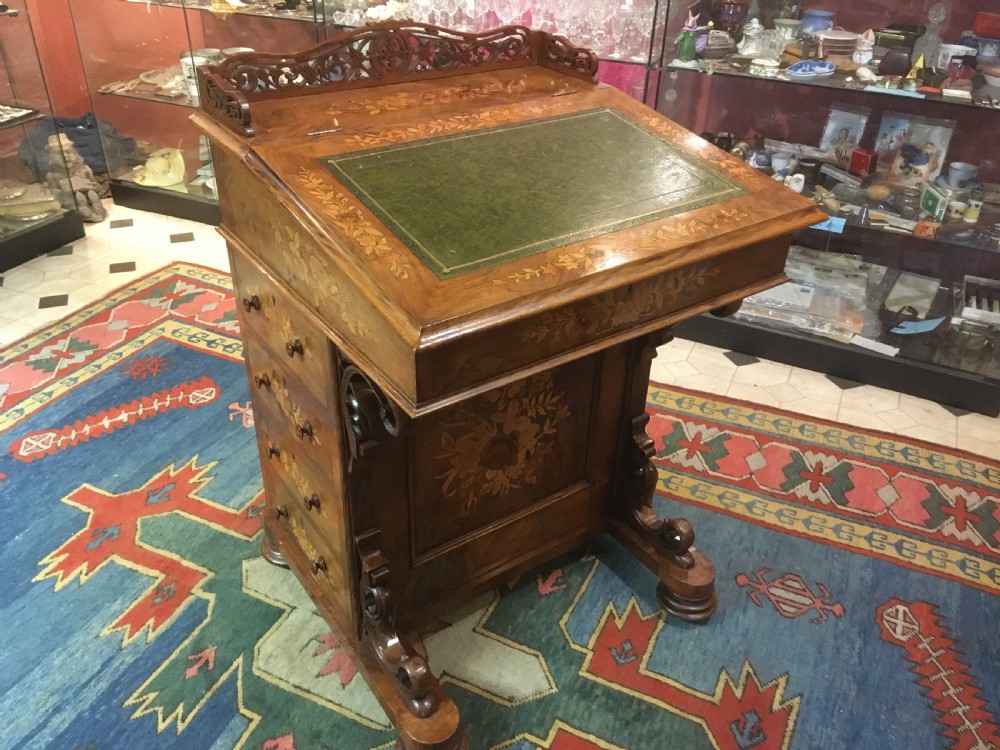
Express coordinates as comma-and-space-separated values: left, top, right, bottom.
3, 201, 999, 461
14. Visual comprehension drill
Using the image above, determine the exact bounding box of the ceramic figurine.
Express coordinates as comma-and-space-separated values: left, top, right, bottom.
674, 9, 710, 67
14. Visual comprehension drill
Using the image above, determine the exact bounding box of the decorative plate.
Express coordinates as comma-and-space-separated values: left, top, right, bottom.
785, 60, 836, 81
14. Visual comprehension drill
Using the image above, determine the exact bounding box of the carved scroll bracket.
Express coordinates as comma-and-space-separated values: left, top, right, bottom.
356, 529, 438, 718
340, 356, 407, 470
622, 330, 718, 623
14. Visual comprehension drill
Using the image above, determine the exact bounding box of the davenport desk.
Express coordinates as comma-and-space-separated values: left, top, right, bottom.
193, 22, 824, 749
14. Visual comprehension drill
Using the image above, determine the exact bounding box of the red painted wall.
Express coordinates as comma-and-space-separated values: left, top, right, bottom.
26, 0, 90, 116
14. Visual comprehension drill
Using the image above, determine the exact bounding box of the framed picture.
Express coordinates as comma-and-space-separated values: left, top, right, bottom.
873, 112, 913, 159
889, 116, 955, 187
819, 104, 871, 167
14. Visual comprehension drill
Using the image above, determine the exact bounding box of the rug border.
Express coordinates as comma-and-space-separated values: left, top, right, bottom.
649, 381, 1000, 468
0, 261, 229, 357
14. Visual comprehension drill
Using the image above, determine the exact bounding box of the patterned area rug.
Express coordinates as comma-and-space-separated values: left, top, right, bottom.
1, 264, 997, 750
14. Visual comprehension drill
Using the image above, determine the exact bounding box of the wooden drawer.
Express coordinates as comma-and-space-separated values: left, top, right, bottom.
243, 339, 343, 463
260, 442, 355, 622
232, 250, 334, 408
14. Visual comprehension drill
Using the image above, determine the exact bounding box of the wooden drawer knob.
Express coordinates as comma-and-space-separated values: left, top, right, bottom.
267, 443, 281, 459
310, 557, 327, 574
254, 373, 271, 389
286, 339, 304, 358
304, 493, 321, 511
296, 422, 313, 439
242, 295, 261, 312
274, 505, 288, 519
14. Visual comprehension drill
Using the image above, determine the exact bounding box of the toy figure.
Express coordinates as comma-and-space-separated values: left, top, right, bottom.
675, 8, 710, 65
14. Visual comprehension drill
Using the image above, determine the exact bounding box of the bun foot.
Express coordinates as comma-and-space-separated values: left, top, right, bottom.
261, 527, 289, 568
656, 546, 718, 623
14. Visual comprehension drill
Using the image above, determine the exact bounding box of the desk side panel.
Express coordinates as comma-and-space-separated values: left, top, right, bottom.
213, 145, 419, 408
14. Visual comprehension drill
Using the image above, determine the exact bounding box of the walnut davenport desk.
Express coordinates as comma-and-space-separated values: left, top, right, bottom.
193, 22, 823, 749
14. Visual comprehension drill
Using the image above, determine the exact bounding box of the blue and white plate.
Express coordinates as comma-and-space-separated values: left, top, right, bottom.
785, 60, 836, 81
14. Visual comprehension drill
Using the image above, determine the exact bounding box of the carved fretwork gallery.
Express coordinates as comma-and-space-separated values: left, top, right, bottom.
196, 19, 824, 749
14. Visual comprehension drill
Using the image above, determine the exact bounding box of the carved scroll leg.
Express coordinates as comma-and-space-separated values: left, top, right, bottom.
617, 331, 717, 623
628, 417, 718, 623
357, 530, 469, 750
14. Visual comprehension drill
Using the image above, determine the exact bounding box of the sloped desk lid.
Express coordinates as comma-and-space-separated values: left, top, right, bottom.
193, 24, 824, 414
319, 108, 746, 279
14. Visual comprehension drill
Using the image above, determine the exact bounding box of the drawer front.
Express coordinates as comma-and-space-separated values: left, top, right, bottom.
243, 337, 343, 461
259, 429, 355, 622
231, 251, 334, 408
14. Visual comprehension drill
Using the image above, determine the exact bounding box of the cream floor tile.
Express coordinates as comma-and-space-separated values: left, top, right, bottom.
873, 408, 923, 433
0, 264, 45, 292
955, 411, 1000, 444
671, 373, 733, 397
775, 398, 841, 421
787, 368, 846, 405
839, 385, 901, 414
896, 425, 958, 449
69, 240, 114, 260
765, 382, 808, 405
956, 435, 1000, 461
732, 359, 792, 387
726, 381, 782, 407
835, 406, 894, 433
686, 344, 740, 378
654, 339, 695, 364
896, 394, 960, 431
0, 319, 37, 348
664, 360, 699, 380
0, 288, 42, 320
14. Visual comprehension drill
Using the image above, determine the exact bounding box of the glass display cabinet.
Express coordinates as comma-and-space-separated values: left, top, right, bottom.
0, 0, 84, 272
654, 0, 1000, 414
316, 0, 670, 104
67, 0, 326, 224
67, 0, 669, 225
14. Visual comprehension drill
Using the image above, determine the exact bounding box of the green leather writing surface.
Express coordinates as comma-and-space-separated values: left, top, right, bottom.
321, 109, 746, 279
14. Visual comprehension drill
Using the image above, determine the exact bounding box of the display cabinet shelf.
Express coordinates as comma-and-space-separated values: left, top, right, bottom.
0, 103, 40, 130
124, 0, 325, 24
655, 0, 1000, 414
665, 62, 1000, 112
1, 0, 84, 272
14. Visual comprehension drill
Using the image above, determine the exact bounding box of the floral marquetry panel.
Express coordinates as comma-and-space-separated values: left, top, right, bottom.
409, 357, 596, 558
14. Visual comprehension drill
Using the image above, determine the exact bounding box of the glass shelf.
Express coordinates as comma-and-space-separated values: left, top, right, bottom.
665, 60, 1000, 113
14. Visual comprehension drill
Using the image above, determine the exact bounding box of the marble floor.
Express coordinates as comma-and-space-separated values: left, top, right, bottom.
3, 201, 999, 461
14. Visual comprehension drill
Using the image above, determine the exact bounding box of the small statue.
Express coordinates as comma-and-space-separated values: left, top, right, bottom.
674, 8, 710, 67
46, 133, 107, 223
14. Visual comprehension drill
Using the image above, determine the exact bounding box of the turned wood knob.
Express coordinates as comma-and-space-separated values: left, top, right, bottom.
285, 339, 304, 358
267, 443, 280, 459
242, 295, 261, 312
274, 505, 288, 519
296, 422, 313, 439
254, 373, 270, 389
304, 493, 321, 511
310, 557, 327, 574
